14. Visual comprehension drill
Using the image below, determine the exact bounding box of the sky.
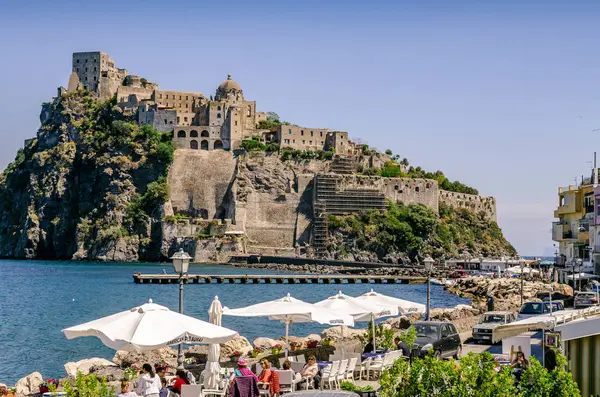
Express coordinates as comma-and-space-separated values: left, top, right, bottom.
1, 0, 600, 256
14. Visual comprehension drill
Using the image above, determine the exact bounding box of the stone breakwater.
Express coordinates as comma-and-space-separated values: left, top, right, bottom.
231, 262, 448, 277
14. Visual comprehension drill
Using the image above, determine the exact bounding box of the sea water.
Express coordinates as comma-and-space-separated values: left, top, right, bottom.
0, 260, 470, 384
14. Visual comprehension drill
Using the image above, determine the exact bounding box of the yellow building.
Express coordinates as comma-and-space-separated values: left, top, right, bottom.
552, 184, 594, 265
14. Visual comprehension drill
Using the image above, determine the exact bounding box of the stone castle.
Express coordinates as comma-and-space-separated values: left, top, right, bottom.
62, 51, 497, 261
67, 51, 359, 155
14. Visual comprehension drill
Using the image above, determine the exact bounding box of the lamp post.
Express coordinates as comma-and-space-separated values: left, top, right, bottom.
519, 258, 525, 307
424, 256, 435, 321
171, 248, 192, 369
576, 258, 583, 292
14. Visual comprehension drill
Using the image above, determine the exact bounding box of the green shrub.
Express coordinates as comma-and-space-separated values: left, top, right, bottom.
63, 372, 115, 397
241, 139, 267, 151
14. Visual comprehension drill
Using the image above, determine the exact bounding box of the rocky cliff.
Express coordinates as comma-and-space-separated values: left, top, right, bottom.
0, 91, 174, 260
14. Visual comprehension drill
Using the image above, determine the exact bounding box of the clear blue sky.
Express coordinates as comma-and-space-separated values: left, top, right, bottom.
1, 0, 600, 256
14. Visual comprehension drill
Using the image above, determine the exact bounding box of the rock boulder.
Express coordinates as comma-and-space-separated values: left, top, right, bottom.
64, 357, 116, 377
15, 372, 43, 397
112, 347, 178, 369
254, 338, 288, 349
220, 336, 252, 360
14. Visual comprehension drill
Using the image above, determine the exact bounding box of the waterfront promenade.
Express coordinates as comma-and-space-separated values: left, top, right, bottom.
133, 273, 428, 284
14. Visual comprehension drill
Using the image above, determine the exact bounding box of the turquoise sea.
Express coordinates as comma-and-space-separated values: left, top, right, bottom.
0, 260, 470, 384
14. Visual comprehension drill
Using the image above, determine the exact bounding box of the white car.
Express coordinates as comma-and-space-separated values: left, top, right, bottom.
574, 292, 599, 308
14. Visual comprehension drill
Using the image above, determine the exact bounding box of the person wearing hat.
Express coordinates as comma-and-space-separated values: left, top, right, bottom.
229, 358, 259, 384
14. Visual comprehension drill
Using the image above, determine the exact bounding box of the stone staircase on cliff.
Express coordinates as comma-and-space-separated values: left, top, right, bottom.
331, 155, 356, 174
312, 201, 328, 257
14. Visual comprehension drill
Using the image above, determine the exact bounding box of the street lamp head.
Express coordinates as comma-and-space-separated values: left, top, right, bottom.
170, 248, 192, 274
424, 255, 435, 271
576, 258, 583, 265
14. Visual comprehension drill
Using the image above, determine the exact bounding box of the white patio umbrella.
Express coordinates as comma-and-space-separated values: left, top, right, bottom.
356, 289, 426, 352
567, 272, 599, 280
203, 296, 224, 389
223, 293, 354, 355
315, 291, 398, 355
63, 299, 238, 352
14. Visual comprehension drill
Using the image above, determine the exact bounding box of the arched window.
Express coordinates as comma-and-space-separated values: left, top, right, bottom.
201, 140, 209, 150
190, 130, 198, 138
214, 140, 224, 150
201, 130, 209, 137
217, 113, 221, 119
177, 130, 186, 138
190, 140, 198, 149
217, 105, 221, 111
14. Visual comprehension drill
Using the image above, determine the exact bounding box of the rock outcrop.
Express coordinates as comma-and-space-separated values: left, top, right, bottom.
112, 347, 178, 368
447, 277, 573, 311
219, 336, 253, 359
64, 357, 117, 377
0, 92, 173, 260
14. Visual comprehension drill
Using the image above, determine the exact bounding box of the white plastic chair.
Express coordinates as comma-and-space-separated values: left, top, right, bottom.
345, 357, 358, 381
290, 361, 304, 373
335, 359, 348, 388
369, 351, 397, 379
256, 362, 263, 375
321, 361, 339, 390
181, 384, 203, 397
328, 353, 342, 362
275, 370, 296, 394
296, 355, 306, 363
359, 357, 372, 380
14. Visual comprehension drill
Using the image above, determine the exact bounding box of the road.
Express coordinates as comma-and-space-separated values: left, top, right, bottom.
460, 331, 544, 361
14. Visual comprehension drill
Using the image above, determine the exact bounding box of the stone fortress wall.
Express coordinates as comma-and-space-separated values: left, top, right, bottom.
439, 190, 497, 222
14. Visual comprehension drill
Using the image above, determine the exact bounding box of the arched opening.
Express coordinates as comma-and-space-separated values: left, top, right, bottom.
190, 130, 198, 138
217, 113, 221, 119
190, 140, 198, 150
177, 130, 186, 138
201, 140, 209, 150
201, 130, 209, 137
214, 140, 224, 150
217, 105, 221, 111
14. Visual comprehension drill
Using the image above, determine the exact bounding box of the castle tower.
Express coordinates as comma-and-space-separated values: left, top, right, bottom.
215, 74, 244, 102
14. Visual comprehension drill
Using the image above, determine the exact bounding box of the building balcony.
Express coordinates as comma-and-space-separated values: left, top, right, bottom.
552, 222, 576, 241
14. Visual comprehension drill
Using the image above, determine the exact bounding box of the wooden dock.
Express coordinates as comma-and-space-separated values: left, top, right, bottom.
132, 273, 427, 285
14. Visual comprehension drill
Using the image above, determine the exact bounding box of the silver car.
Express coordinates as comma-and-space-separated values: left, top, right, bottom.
574, 292, 599, 308
472, 311, 516, 343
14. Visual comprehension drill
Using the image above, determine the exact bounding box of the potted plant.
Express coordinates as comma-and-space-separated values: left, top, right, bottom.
271, 344, 283, 354
290, 341, 303, 352
0, 386, 15, 397
306, 340, 318, 349
154, 360, 169, 373
355, 385, 376, 397
40, 379, 59, 394
250, 346, 264, 358
321, 337, 334, 346
123, 364, 141, 381
229, 351, 242, 363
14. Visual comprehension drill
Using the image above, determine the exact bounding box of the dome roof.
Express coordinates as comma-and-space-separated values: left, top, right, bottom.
218, 74, 241, 91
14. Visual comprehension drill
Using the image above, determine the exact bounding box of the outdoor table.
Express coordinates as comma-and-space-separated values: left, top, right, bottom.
317, 360, 332, 368
361, 351, 385, 361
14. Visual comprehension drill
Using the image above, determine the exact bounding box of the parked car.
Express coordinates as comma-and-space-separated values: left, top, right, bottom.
537, 292, 574, 308
472, 311, 517, 343
574, 292, 599, 308
517, 301, 564, 321
411, 321, 462, 359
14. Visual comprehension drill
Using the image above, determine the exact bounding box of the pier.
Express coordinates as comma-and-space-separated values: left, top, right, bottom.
133, 273, 427, 285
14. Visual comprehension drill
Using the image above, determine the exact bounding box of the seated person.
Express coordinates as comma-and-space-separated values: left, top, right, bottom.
229, 358, 259, 384
394, 336, 411, 357
117, 380, 139, 397
159, 378, 168, 397
363, 339, 374, 354
172, 369, 191, 394
282, 360, 301, 383
257, 359, 279, 394
297, 355, 319, 388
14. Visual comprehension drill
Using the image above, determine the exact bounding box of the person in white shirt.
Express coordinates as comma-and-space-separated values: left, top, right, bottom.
136, 363, 161, 397
117, 380, 139, 397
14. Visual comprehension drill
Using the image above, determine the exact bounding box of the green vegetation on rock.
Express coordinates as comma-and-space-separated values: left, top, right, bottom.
327, 201, 515, 262
0, 90, 174, 260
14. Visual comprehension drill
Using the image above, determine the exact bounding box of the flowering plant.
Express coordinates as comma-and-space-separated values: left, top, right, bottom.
229, 351, 242, 359
272, 344, 283, 349
184, 357, 200, 364
0, 387, 7, 395
154, 360, 169, 371
40, 379, 59, 387
321, 337, 334, 346
290, 341, 303, 348
250, 346, 264, 357
123, 364, 140, 380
